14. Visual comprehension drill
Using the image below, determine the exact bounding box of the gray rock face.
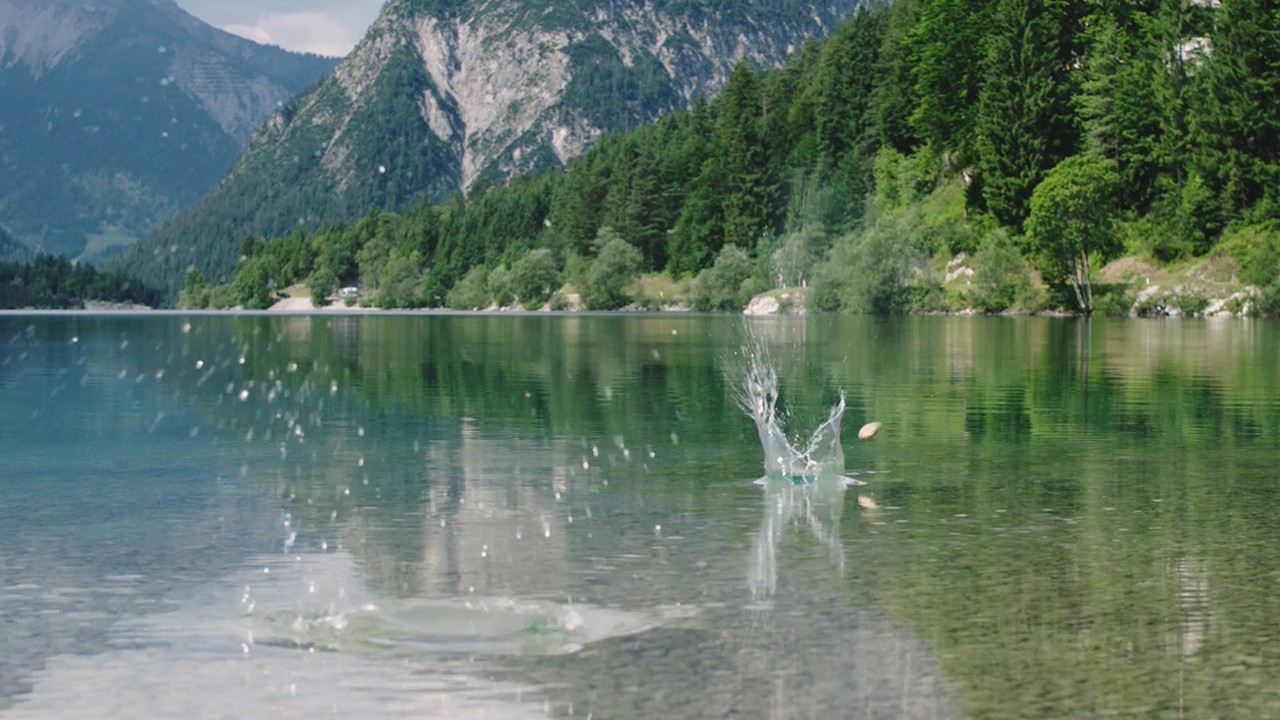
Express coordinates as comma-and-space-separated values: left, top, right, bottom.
289, 0, 864, 194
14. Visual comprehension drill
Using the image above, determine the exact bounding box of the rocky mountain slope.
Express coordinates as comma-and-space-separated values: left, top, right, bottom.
119, 0, 866, 292
0, 223, 28, 260
0, 0, 337, 260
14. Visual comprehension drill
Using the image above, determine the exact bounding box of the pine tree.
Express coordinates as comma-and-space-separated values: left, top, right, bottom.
1193, 0, 1280, 217
717, 63, 767, 251
1077, 11, 1164, 210
905, 0, 993, 164
974, 0, 1083, 229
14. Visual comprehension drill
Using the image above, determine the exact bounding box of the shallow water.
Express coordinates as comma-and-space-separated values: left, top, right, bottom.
2, 314, 1278, 718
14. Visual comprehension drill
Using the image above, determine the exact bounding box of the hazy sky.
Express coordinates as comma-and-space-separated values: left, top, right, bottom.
173, 0, 386, 57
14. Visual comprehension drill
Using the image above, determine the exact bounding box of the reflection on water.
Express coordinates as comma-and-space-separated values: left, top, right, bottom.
749, 475, 850, 602
4, 314, 1280, 719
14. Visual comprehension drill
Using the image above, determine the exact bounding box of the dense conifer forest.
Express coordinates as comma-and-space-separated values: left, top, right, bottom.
177, 0, 1280, 314
0, 255, 163, 309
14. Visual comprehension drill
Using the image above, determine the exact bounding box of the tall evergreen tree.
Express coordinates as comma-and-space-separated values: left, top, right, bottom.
905, 0, 993, 164
717, 63, 768, 250
816, 7, 889, 166
872, 0, 923, 153
974, 0, 1084, 228
1077, 11, 1164, 209
1193, 0, 1280, 217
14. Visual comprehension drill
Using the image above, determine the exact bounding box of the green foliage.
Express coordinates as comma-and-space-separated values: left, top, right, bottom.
373, 249, 423, 309
689, 245, 759, 311
178, 270, 212, 310
488, 265, 515, 308
548, 291, 572, 311
509, 248, 560, 309
1146, 173, 1217, 260
308, 266, 338, 307
974, 0, 1081, 228
1219, 223, 1280, 289
770, 225, 827, 288
813, 213, 924, 315
581, 230, 644, 310
968, 230, 1036, 313
232, 256, 276, 310
904, 0, 992, 161
562, 35, 681, 130
1025, 154, 1122, 313
1192, 0, 1280, 219
446, 265, 492, 310
0, 255, 162, 309
161, 0, 1279, 316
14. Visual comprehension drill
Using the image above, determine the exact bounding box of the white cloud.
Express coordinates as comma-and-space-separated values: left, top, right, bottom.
220, 12, 356, 57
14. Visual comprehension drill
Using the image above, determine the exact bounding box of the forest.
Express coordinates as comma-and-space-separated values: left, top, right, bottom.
184, 0, 1280, 315
0, 255, 163, 309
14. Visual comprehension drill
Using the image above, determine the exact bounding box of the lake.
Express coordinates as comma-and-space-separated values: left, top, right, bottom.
2, 313, 1278, 718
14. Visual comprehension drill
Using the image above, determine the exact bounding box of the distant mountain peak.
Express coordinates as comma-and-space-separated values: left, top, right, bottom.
0, 0, 338, 260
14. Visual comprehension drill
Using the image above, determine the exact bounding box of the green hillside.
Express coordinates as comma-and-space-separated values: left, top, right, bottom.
196, 0, 1280, 315
116, 0, 868, 295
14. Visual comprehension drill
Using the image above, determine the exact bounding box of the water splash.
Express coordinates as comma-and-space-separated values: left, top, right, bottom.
737, 335, 846, 481
736, 330, 868, 601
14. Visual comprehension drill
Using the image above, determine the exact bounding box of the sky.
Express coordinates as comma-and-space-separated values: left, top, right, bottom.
173, 0, 386, 57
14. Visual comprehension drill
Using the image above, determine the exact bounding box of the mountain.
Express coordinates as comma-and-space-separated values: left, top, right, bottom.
119, 0, 866, 292
0, 223, 29, 261
0, 0, 337, 261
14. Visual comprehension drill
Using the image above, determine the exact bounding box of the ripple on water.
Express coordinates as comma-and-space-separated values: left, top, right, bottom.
7, 549, 698, 719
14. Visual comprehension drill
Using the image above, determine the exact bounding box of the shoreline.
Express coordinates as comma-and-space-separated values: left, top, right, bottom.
0, 305, 1266, 319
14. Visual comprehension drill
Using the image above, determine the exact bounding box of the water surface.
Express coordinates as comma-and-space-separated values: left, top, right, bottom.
2, 314, 1278, 718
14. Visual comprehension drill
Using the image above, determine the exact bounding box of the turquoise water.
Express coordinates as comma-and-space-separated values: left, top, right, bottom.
2, 313, 1278, 718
